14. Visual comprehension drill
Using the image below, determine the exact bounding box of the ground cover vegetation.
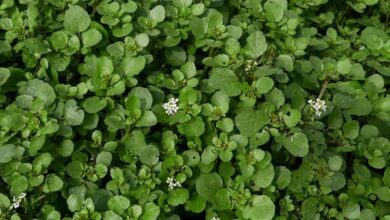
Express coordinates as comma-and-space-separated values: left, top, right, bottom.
0, 0, 390, 219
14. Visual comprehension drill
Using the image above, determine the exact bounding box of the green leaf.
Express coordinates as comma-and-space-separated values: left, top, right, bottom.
66, 161, 84, 178
149, 5, 165, 22
337, 58, 352, 75
18, 79, 56, 106
140, 203, 160, 220
121, 56, 146, 77
123, 129, 146, 155
374, 186, 390, 202
0, 193, 10, 209
96, 151, 112, 166
265, 88, 285, 109
139, 145, 159, 166
201, 146, 218, 164
136, 111, 157, 127
209, 68, 241, 96
57, 139, 74, 157
242, 195, 275, 220
64, 6, 91, 33
252, 164, 275, 188
83, 96, 107, 113
135, 33, 149, 47
283, 109, 301, 128
276, 54, 294, 72
343, 120, 359, 139
281, 132, 309, 157
108, 195, 130, 215
178, 116, 205, 137
167, 189, 189, 206
24, 38, 51, 55
128, 87, 153, 110
347, 97, 372, 116
212, 188, 231, 210
65, 99, 85, 126
82, 28, 102, 47
235, 109, 270, 136
190, 17, 207, 39
43, 174, 63, 193
275, 166, 291, 189
244, 31, 267, 58
0, 144, 24, 163
185, 195, 206, 213
342, 203, 361, 219
0, 67, 10, 85
164, 46, 186, 66
211, 91, 230, 113
264, 0, 287, 22
383, 167, 390, 187
0, 112, 25, 131
67, 194, 83, 212
11, 175, 28, 194
253, 77, 274, 95
196, 173, 223, 201
49, 31, 68, 50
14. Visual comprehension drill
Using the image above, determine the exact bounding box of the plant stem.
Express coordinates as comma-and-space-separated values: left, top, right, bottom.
318, 78, 330, 100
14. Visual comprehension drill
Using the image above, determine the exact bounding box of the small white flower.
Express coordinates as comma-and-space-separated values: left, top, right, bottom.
244, 59, 258, 72
162, 98, 179, 116
210, 217, 220, 220
166, 177, 181, 189
308, 98, 327, 117
10, 193, 26, 210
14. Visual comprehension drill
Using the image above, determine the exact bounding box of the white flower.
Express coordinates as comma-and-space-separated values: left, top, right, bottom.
10, 193, 26, 210
162, 98, 179, 116
244, 59, 258, 72
308, 98, 327, 117
210, 217, 220, 220
166, 177, 181, 189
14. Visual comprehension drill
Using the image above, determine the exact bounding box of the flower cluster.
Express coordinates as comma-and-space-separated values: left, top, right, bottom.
308, 98, 327, 117
10, 193, 26, 210
210, 217, 220, 220
244, 59, 258, 72
166, 177, 181, 189
162, 98, 179, 116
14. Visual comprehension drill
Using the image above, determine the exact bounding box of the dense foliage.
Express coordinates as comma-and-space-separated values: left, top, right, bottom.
0, 0, 390, 219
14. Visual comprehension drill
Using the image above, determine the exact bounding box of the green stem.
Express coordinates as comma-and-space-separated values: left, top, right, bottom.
318, 78, 330, 100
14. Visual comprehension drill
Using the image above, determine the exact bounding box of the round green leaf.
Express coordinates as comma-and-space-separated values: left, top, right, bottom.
212, 188, 231, 210
0, 193, 10, 209
242, 195, 275, 220
282, 132, 309, 157
11, 175, 28, 194
164, 46, 186, 66
64, 6, 91, 33
283, 109, 301, 128
108, 195, 130, 215
149, 5, 165, 22
244, 31, 267, 58
235, 109, 270, 136
67, 194, 83, 212
342, 203, 360, 219
167, 189, 189, 206
66, 161, 84, 178
82, 28, 102, 47
121, 56, 146, 77
264, 0, 287, 22
83, 96, 107, 113
253, 77, 274, 95
139, 145, 159, 166
196, 173, 223, 201
43, 174, 63, 193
